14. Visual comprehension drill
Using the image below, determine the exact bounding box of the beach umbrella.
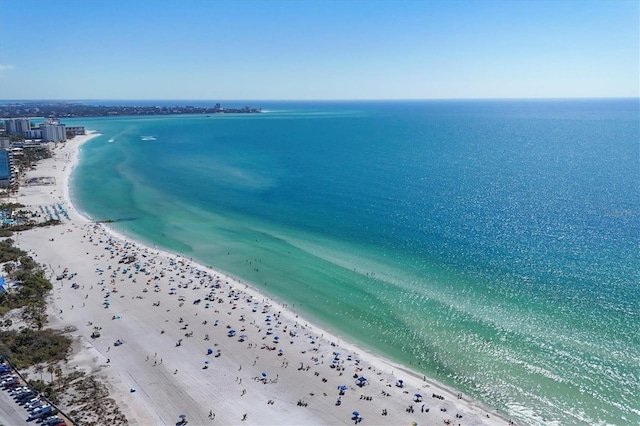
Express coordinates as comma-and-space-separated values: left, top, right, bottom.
178, 414, 186, 419
204, 360, 209, 364
338, 385, 347, 391
207, 348, 213, 355
352, 411, 359, 416
261, 372, 267, 377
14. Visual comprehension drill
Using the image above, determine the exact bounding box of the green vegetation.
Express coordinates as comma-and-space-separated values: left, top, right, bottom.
0, 202, 25, 211
0, 328, 71, 369
30, 378, 60, 405
0, 219, 61, 236
0, 238, 25, 263
0, 239, 52, 320
14, 146, 52, 170
0, 238, 70, 369
0, 202, 62, 235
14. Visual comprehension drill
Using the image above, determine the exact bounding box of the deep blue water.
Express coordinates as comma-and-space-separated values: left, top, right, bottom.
70, 99, 639, 425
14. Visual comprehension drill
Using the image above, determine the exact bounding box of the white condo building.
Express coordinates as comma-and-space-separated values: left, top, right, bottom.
41, 123, 66, 142
3, 118, 31, 135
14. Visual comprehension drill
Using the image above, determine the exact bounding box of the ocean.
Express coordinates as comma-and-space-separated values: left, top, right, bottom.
69, 99, 639, 425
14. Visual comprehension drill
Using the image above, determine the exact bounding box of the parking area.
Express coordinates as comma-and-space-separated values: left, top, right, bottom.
0, 362, 69, 426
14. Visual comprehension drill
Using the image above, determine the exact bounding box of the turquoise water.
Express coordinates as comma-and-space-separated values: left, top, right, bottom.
71, 100, 639, 425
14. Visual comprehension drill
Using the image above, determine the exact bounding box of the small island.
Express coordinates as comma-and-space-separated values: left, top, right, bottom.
0, 102, 262, 119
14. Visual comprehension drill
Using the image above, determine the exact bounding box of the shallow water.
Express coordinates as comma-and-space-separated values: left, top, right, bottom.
71, 99, 640, 425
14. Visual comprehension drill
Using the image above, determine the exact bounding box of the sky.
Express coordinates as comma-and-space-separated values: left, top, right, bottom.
0, 0, 638, 100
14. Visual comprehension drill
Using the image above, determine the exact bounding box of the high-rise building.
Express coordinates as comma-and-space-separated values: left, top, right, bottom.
41, 123, 66, 142
0, 150, 16, 188
3, 118, 31, 135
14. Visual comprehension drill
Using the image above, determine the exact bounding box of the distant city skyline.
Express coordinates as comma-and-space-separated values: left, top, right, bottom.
1, 0, 638, 100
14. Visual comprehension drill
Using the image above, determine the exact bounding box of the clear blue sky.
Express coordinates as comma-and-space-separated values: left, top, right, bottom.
0, 0, 638, 100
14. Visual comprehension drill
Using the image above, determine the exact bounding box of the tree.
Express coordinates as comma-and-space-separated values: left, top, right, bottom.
54, 366, 62, 388
35, 364, 44, 381
3, 262, 14, 275
47, 364, 55, 383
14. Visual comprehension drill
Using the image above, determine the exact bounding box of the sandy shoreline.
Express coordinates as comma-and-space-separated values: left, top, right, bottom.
9, 132, 513, 425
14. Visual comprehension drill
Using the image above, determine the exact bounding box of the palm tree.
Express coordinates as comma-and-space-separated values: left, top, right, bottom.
35, 364, 44, 382
54, 366, 63, 389
47, 364, 55, 383
3, 262, 14, 275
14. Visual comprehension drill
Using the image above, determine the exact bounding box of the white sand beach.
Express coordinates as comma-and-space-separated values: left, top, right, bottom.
10, 133, 513, 425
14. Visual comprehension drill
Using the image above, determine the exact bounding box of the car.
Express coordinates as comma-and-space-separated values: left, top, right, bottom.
9, 386, 29, 396
15, 391, 37, 402
15, 389, 35, 398
14, 388, 33, 397
24, 401, 43, 411
27, 405, 52, 421
21, 397, 40, 407
0, 374, 16, 382
24, 401, 42, 410
41, 416, 63, 426
2, 379, 19, 388
4, 380, 22, 389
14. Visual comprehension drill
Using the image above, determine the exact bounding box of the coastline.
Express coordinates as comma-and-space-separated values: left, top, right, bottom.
11, 133, 512, 425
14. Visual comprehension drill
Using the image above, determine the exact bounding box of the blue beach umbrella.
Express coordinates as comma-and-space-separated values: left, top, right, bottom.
352, 411, 359, 416
261, 372, 267, 377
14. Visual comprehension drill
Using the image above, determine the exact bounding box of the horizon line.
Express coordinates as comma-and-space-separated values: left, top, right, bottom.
1, 96, 638, 103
